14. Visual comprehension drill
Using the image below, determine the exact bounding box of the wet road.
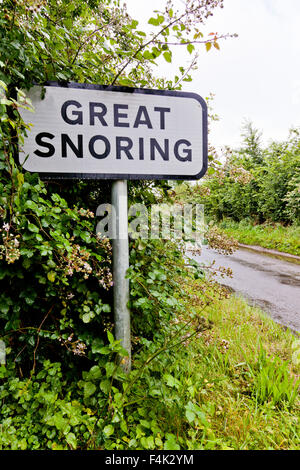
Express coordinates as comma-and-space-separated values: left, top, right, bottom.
192, 246, 300, 332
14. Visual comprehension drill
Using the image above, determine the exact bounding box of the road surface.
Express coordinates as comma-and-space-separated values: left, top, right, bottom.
192, 245, 300, 333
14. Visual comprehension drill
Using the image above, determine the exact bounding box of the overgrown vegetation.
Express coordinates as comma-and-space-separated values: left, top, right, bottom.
0, 0, 299, 451
175, 121, 300, 254
207, 123, 300, 225
1, 277, 299, 450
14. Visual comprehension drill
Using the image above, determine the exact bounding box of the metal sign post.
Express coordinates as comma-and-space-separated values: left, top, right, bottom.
111, 180, 131, 373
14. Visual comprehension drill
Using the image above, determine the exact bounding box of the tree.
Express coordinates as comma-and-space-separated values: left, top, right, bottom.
240, 120, 264, 166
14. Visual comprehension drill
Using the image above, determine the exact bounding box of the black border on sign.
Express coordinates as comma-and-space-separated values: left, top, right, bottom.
19, 81, 208, 181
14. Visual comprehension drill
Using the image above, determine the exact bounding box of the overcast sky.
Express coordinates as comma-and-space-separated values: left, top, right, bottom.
124, 0, 300, 150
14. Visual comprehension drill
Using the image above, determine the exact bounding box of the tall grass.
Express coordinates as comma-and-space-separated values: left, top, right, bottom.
127, 283, 300, 450
179, 286, 300, 449
247, 345, 300, 408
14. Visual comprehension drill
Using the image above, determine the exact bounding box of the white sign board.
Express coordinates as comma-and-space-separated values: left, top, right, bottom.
19, 83, 207, 180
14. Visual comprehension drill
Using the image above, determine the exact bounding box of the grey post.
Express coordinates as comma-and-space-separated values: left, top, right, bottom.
111, 180, 131, 373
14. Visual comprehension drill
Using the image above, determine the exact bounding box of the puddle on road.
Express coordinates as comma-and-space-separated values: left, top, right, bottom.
276, 273, 300, 287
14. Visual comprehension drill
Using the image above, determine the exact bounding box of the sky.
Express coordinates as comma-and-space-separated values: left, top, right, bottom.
123, 0, 300, 151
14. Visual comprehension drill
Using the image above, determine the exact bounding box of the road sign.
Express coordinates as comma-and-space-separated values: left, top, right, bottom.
19, 82, 207, 180
18, 81, 208, 373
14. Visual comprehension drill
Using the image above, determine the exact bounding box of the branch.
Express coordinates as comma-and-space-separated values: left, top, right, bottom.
156, 33, 236, 46
172, 53, 198, 89
111, 6, 197, 85
71, 23, 113, 65
122, 301, 211, 399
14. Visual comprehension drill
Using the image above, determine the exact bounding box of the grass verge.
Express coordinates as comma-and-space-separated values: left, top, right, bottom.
124, 279, 300, 450
217, 219, 300, 256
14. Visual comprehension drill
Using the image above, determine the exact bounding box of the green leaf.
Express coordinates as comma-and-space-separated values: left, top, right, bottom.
143, 50, 154, 60
50, 414, 68, 431
163, 51, 172, 63
82, 311, 95, 323
205, 42, 212, 52
100, 379, 111, 394
0, 98, 12, 106
80, 231, 91, 243
84, 381, 96, 398
47, 271, 56, 283
151, 46, 161, 58
120, 420, 128, 434
103, 424, 114, 437
0, 80, 7, 91
89, 365, 101, 380
28, 223, 39, 233
164, 434, 180, 450
107, 330, 114, 344
118, 76, 136, 87
187, 43, 194, 54
140, 419, 151, 429
98, 346, 110, 355
66, 432, 77, 449
105, 362, 115, 378
148, 17, 159, 26
185, 409, 196, 423
102, 304, 111, 313
197, 411, 209, 427
164, 373, 179, 389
